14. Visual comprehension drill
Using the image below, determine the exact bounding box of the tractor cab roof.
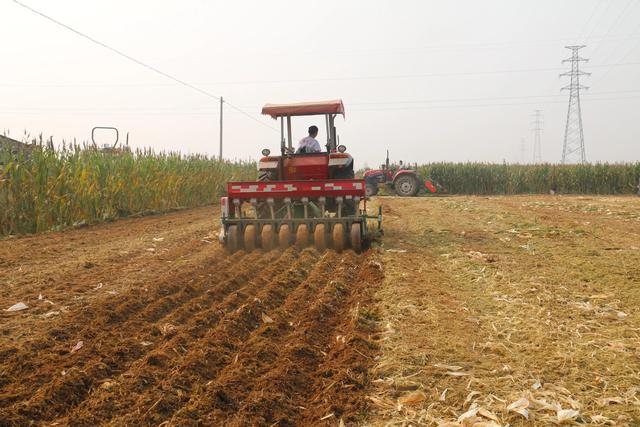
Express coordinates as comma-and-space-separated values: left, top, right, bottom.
261, 99, 345, 119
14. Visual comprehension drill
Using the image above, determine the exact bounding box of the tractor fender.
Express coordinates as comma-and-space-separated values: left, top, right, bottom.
392, 169, 418, 184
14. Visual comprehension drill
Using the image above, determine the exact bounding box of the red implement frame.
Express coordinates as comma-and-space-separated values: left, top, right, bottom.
227, 179, 365, 200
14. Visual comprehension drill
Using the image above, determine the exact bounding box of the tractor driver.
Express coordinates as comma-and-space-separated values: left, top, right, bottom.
296, 125, 321, 153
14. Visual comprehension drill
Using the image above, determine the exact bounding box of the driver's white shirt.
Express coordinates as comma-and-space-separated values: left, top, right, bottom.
298, 136, 321, 152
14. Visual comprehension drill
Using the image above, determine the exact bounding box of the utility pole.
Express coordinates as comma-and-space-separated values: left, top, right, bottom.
560, 45, 589, 164
532, 110, 543, 163
219, 96, 224, 161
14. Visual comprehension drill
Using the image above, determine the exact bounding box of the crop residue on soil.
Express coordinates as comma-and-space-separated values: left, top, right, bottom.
0, 207, 384, 426
369, 195, 640, 426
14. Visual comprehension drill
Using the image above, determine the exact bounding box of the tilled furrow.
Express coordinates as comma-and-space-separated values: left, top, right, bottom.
216, 253, 382, 427
0, 224, 212, 312
106, 248, 321, 426
161, 251, 345, 425
50, 249, 293, 425
0, 249, 265, 424
160, 251, 382, 427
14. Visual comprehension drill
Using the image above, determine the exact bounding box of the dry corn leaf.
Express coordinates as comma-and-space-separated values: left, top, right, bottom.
434, 363, 463, 371
398, 390, 427, 406
447, 371, 470, 377
70, 340, 84, 354
6, 302, 28, 312
557, 408, 579, 423
464, 391, 481, 406
261, 312, 274, 324
439, 388, 448, 402
478, 408, 500, 423
530, 397, 560, 412
507, 397, 529, 419
457, 405, 479, 423
470, 422, 501, 427
590, 415, 614, 424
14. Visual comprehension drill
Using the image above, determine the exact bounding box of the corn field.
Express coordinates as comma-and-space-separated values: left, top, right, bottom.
0, 144, 255, 236
418, 162, 640, 195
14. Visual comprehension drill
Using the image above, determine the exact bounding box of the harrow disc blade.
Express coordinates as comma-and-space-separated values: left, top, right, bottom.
278, 224, 291, 250
314, 223, 327, 251
332, 223, 345, 253
261, 224, 275, 251
350, 222, 362, 253
226, 225, 240, 253
243, 224, 256, 252
295, 224, 309, 249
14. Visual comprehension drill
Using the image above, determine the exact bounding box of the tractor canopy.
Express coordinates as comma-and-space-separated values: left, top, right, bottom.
261, 99, 345, 119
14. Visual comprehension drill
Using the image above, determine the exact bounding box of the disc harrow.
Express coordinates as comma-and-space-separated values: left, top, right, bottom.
219, 179, 381, 254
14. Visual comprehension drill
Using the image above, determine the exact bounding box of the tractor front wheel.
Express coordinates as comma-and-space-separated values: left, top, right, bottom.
394, 174, 419, 197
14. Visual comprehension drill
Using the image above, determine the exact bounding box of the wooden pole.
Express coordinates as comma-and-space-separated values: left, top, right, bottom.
219, 96, 223, 161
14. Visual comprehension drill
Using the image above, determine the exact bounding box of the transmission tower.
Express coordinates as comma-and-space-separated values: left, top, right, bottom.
532, 110, 543, 163
560, 45, 590, 164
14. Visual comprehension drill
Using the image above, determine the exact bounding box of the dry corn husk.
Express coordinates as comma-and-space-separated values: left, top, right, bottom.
398, 390, 427, 406
507, 397, 529, 419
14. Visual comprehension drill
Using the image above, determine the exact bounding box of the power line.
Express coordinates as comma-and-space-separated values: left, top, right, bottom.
591, 19, 640, 86
3, 90, 640, 111
4, 90, 640, 112
589, 0, 639, 58
11, 0, 277, 133
577, 0, 606, 40
4, 94, 640, 116
2, 62, 639, 89
583, 1, 616, 44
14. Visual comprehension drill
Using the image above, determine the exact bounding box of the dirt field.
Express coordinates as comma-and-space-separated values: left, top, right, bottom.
1, 196, 639, 426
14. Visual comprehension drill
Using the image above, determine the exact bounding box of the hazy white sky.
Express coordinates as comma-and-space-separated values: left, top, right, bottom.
2, 0, 640, 167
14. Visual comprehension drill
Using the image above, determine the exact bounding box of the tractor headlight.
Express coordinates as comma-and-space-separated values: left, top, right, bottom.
337, 145, 347, 153
261, 148, 271, 156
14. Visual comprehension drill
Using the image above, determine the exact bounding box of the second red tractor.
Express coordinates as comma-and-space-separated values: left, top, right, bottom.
363, 151, 441, 197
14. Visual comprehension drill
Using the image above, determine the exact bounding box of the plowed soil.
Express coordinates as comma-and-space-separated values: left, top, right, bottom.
0, 207, 383, 426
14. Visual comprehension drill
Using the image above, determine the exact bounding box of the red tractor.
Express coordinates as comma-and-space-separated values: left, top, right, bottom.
363, 151, 441, 197
219, 99, 381, 253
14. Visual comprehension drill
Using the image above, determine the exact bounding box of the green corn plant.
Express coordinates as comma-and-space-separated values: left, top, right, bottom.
0, 143, 255, 236
417, 162, 640, 195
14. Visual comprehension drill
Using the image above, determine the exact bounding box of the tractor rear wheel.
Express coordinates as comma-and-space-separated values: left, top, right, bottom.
365, 182, 378, 197
350, 223, 362, 253
278, 224, 291, 250
314, 224, 327, 251
227, 225, 240, 253
243, 225, 256, 252
295, 224, 309, 248
261, 224, 275, 251
332, 223, 345, 252
394, 174, 419, 197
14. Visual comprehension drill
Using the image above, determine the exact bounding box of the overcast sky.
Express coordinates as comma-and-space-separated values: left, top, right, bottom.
2, 0, 640, 167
